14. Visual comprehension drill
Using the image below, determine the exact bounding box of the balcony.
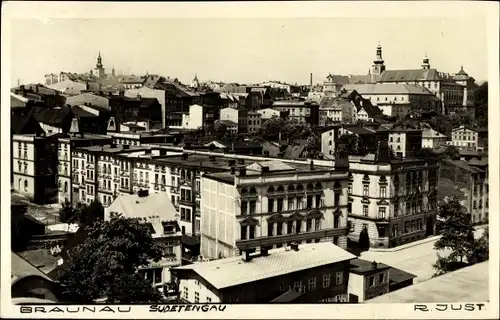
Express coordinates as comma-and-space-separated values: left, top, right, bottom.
235, 228, 348, 251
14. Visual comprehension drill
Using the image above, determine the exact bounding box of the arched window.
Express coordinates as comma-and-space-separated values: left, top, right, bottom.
180, 169, 185, 180
315, 182, 322, 190
24, 180, 28, 192
241, 188, 248, 196
249, 187, 257, 196
64, 167, 68, 176
307, 183, 314, 191
267, 186, 275, 194
18, 178, 22, 190
58, 180, 62, 190
64, 181, 68, 193
287, 185, 295, 193
296, 184, 304, 193
277, 186, 284, 193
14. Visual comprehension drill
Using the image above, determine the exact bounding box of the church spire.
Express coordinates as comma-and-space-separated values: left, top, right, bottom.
421, 52, 430, 70
374, 42, 384, 64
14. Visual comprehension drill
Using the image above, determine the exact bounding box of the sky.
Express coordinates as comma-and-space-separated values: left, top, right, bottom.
9, 17, 488, 86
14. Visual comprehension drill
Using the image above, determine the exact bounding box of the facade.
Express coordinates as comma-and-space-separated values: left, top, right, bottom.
342, 83, 438, 117
247, 111, 262, 133
449, 125, 488, 152
271, 100, 320, 125
318, 97, 355, 125
439, 159, 489, 225
347, 259, 390, 302
256, 108, 285, 120
12, 134, 58, 204
172, 242, 356, 303
169, 104, 204, 130
47, 79, 88, 96
421, 128, 447, 149
347, 133, 440, 248
109, 132, 174, 147
106, 191, 183, 287
386, 128, 423, 159
200, 158, 351, 261
57, 134, 113, 204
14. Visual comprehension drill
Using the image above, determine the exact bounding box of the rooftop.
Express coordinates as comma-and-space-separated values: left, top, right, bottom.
173, 242, 356, 290
57, 133, 111, 141
366, 261, 489, 303
343, 83, 435, 95
422, 128, 447, 138
379, 69, 442, 82
350, 258, 391, 275
444, 159, 485, 174
76, 144, 150, 154
11, 252, 55, 286
106, 192, 178, 236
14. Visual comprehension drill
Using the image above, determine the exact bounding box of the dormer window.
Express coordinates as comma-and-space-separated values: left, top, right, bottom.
162, 222, 175, 234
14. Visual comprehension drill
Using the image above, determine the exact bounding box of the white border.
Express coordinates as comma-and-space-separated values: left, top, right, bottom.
1, 1, 499, 319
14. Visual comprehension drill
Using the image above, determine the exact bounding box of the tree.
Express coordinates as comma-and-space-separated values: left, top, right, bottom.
444, 145, 459, 159
59, 215, 166, 303
467, 228, 489, 265
358, 226, 370, 251
433, 198, 476, 275
59, 199, 78, 223
415, 148, 439, 159
336, 134, 359, 155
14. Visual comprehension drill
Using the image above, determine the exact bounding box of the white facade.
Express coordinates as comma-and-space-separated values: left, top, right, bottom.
58, 140, 72, 204
178, 277, 221, 303
169, 104, 204, 130
220, 107, 239, 124
422, 128, 447, 149
47, 79, 87, 96
450, 125, 481, 151
65, 93, 111, 110
12, 135, 38, 198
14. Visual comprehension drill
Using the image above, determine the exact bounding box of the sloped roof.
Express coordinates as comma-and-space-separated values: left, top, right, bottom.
32, 106, 74, 127
422, 128, 447, 138
379, 69, 442, 82
343, 83, 435, 95
319, 96, 352, 109
345, 126, 376, 135
284, 144, 306, 159
106, 192, 177, 235
11, 112, 41, 134
11, 252, 56, 286
71, 105, 98, 118
444, 159, 484, 174
173, 242, 356, 290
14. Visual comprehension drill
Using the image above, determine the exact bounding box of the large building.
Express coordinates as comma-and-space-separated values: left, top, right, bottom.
347, 132, 440, 248
271, 100, 320, 125
12, 134, 58, 204
172, 242, 356, 303
342, 83, 439, 117
449, 125, 488, 152
200, 156, 351, 261
439, 159, 488, 225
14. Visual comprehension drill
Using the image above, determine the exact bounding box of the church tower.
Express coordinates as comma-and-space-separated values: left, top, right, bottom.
370, 42, 386, 83
94, 51, 106, 79
421, 53, 431, 70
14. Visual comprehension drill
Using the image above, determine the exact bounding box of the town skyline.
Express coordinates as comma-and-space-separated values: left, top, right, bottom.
10, 17, 488, 86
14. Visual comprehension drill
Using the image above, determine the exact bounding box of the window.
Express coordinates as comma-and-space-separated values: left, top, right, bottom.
335, 271, 343, 285
363, 185, 369, 197
473, 201, 477, 209
294, 281, 302, 292
183, 287, 188, 299
378, 207, 386, 219
194, 291, 199, 303
378, 273, 385, 283
368, 276, 375, 287
207, 297, 212, 303
380, 186, 386, 198
363, 205, 368, 217
24, 180, 28, 192
323, 274, 331, 288
308, 277, 316, 292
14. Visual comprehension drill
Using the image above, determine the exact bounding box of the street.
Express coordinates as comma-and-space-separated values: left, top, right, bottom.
360, 227, 486, 283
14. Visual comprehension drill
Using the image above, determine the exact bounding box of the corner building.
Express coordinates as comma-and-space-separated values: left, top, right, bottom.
201, 157, 351, 260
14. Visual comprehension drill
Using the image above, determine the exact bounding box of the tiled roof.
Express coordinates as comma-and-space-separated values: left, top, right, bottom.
173, 242, 356, 289
366, 261, 488, 303
343, 83, 434, 95
379, 69, 442, 82
319, 96, 351, 109
106, 193, 177, 235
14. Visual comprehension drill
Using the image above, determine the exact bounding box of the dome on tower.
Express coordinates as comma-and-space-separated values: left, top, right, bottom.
454, 66, 470, 80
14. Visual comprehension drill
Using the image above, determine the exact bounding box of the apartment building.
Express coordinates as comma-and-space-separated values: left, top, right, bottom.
383, 127, 423, 159
109, 131, 174, 146
347, 133, 440, 248
247, 111, 262, 133
12, 134, 58, 204
271, 100, 320, 125
57, 134, 113, 204
106, 191, 182, 287
200, 156, 351, 261
439, 159, 489, 225
172, 242, 356, 303
318, 96, 355, 125
320, 125, 376, 157
449, 125, 488, 152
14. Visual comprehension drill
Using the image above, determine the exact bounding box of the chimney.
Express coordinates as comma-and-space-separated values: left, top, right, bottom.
310, 73, 313, 88
310, 160, 314, 171
137, 189, 149, 197
372, 261, 378, 270
290, 242, 299, 251
334, 144, 349, 170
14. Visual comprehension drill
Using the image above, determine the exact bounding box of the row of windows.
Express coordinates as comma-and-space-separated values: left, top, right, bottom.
279, 272, 344, 294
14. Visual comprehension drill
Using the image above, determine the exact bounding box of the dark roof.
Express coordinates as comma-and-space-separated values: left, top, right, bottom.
270, 289, 302, 303
182, 234, 201, 247
350, 258, 391, 276
357, 99, 382, 118
284, 144, 306, 159
379, 69, 442, 82
32, 107, 74, 127
444, 159, 484, 174
345, 126, 376, 135
11, 111, 43, 134
389, 267, 417, 286
22, 84, 59, 96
